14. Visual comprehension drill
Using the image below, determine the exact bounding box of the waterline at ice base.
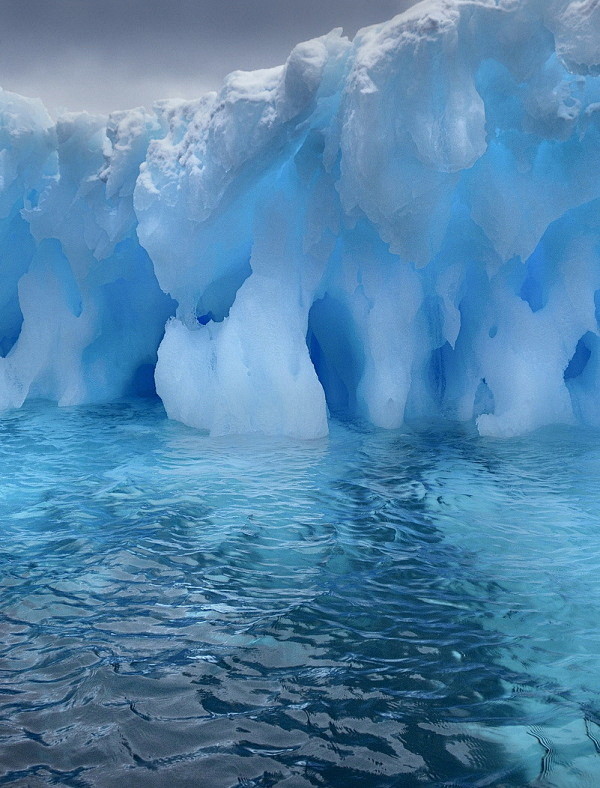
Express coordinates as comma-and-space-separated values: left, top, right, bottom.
6, 1, 600, 786
2, 0, 600, 441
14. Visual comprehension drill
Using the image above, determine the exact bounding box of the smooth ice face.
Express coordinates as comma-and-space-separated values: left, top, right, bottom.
2, 0, 600, 437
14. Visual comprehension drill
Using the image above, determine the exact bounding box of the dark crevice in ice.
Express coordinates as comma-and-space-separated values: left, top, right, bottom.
307, 294, 364, 416
428, 342, 453, 407
195, 259, 252, 325
519, 243, 548, 313
564, 334, 592, 382
473, 377, 495, 419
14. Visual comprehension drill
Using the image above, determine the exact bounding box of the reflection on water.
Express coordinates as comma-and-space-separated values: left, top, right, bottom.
1, 400, 600, 786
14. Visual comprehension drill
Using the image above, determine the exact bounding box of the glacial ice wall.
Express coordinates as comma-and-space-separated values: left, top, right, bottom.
2, 0, 600, 438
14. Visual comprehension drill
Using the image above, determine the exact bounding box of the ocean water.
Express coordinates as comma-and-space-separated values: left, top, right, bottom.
1, 401, 600, 787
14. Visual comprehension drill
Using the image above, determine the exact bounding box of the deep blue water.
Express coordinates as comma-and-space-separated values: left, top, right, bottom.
1, 401, 600, 786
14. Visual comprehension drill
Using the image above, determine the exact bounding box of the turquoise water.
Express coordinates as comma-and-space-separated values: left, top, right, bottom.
1, 402, 600, 786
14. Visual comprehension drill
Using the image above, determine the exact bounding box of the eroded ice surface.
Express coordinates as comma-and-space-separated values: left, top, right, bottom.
2, 0, 600, 437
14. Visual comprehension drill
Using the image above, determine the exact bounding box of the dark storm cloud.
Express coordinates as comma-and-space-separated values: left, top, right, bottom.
0, 0, 417, 115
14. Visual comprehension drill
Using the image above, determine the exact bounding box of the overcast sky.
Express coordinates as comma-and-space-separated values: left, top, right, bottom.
1, 0, 418, 116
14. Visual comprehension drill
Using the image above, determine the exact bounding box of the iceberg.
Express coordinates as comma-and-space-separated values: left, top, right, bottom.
1, 0, 600, 438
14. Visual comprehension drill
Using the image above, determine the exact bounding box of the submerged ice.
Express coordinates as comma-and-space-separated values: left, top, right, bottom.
2, 0, 600, 438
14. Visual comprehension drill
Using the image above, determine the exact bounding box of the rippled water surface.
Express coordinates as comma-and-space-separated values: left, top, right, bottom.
2, 401, 600, 786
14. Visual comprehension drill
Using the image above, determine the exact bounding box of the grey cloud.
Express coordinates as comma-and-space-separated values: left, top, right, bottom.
1, 0, 417, 114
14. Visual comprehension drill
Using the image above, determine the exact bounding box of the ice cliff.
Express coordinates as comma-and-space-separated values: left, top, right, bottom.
2, 0, 600, 438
